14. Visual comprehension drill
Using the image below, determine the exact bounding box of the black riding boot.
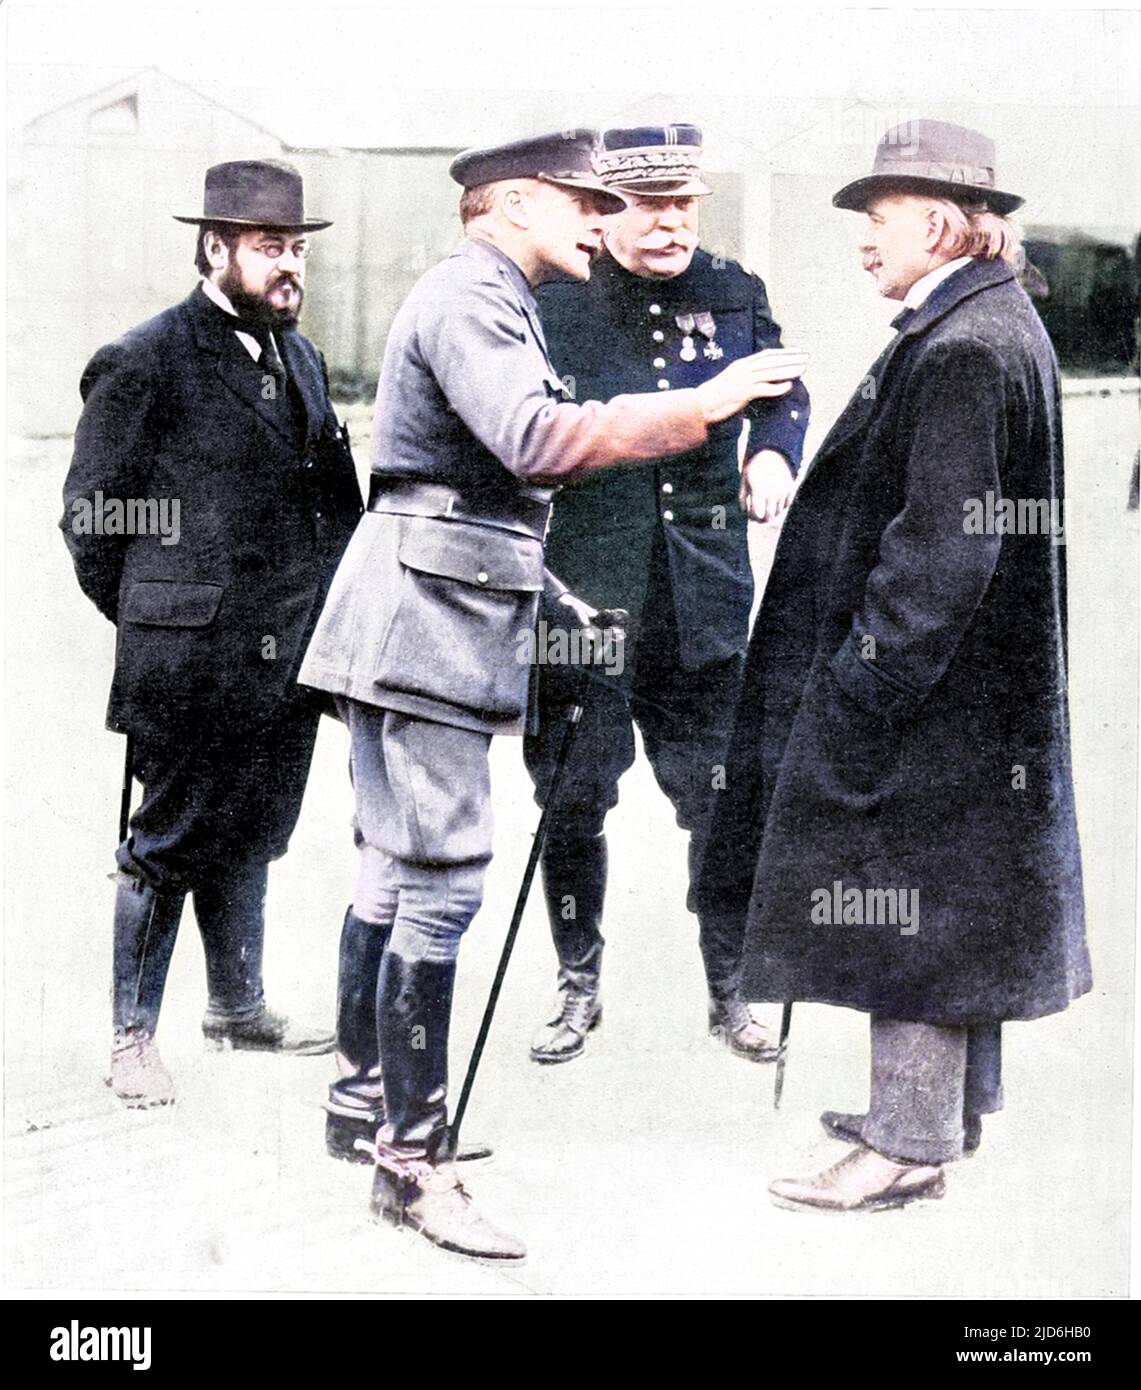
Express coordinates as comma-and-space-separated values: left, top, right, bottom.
369, 948, 522, 1260
530, 831, 606, 1064
110, 872, 185, 1106
325, 907, 391, 1161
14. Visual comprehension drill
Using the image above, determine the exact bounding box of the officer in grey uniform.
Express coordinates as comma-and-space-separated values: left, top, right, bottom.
299, 129, 806, 1262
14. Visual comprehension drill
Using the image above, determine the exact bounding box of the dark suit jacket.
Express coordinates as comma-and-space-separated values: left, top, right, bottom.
698, 258, 1090, 1025
537, 248, 810, 667
61, 284, 362, 737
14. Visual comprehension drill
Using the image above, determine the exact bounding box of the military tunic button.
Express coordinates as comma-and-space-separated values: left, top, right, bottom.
653, 357, 666, 369
663, 509, 675, 522
791, 410, 800, 421
477, 571, 489, 584
649, 303, 662, 315
661, 482, 674, 494
652, 330, 665, 342
657, 379, 670, 390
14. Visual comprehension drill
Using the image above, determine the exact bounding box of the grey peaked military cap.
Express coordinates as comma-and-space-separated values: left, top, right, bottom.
449, 129, 627, 213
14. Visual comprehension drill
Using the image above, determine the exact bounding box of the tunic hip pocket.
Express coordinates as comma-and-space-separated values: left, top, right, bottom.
372, 517, 544, 720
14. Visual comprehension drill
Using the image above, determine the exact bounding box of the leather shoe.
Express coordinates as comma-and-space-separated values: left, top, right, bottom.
821, 1109, 982, 1155
708, 996, 782, 1063
107, 1028, 175, 1108
202, 1004, 334, 1055
769, 1144, 946, 1213
530, 988, 601, 1064
370, 1144, 525, 1261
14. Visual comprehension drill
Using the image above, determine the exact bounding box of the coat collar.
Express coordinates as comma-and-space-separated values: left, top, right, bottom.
184, 283, 316, 445
805, 258, 1017, 477
894, 256, 1016, 341
460, 238, 555, 366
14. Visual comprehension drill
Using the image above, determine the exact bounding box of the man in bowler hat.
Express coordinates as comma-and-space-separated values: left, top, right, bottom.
61, 159, 363, 1108
526, 125, 810, 1066
300, 129, 805, 1261
698, 121, 1091, 1211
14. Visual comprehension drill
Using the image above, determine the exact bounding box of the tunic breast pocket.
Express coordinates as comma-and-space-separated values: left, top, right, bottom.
372, 518, 544, 721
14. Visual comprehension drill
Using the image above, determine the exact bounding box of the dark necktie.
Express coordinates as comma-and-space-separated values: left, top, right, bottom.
251, 326, 287, 394
891, 306, 917, 333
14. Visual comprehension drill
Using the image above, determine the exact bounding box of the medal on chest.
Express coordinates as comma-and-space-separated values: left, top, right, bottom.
676, 311, 722, 362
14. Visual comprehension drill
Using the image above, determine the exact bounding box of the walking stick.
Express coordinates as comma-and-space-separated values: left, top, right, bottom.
451, 615, 622, 1146
773, 1000, 793, 1110
117, 734, 135, 845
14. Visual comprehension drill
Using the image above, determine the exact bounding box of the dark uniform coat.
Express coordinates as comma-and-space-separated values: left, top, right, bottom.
537, 248, 809, 666
61, 284, 363, 738
697, 258, 1091, 1025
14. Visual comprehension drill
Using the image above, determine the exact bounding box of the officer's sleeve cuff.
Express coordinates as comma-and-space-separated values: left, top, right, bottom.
747, 412, 806, 476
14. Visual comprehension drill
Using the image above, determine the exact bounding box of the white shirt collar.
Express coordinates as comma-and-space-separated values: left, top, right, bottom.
902, 256, 974, 310
199, 276, 265, 363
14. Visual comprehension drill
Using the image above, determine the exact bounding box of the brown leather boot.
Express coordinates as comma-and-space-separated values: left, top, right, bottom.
369, 1145, 525, 1261
107, 1028, 175, 1108
708, 995, 782, 1062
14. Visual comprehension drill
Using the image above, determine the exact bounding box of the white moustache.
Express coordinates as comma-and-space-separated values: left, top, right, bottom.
638, 235, 688, 251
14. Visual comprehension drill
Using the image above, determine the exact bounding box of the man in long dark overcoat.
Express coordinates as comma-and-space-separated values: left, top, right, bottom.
697, 121, 1091, 1212
61, 160, 363, 1108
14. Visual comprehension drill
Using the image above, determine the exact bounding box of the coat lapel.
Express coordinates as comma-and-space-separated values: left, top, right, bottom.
186, 285, 297, 444
803, 259, 1018, 483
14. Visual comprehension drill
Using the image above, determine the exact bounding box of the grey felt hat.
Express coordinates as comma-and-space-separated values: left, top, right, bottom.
833, 120, 1023, 215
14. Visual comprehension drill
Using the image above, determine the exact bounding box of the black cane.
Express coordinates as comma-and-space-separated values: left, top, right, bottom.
773, 1000, 793, 1109
450, 664, 596, 1146
117, 734, 135, 845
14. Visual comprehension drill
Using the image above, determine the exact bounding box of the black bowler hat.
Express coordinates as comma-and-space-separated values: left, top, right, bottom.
833, 120, 1023, 215
597, 125, 712, 197
174, 159, 332, 231
449, 129, 627, 213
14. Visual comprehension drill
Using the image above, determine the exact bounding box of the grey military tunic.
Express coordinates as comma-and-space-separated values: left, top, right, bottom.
299, 238, 709, 735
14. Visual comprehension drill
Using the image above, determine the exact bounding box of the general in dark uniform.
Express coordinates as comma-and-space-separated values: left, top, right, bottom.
526, 126, 810, 1064
61, 161, 363, 1108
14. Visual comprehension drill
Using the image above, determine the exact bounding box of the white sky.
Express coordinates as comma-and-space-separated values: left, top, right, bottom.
5, 2, 1139, 144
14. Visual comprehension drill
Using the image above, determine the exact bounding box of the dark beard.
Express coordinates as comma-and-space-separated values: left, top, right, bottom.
219, 265, 303, 329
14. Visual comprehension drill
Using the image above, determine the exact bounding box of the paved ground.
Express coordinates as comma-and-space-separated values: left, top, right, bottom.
4, 389, 1136, 1298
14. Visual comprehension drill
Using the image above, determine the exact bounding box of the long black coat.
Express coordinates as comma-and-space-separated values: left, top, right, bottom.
697, 259, 1091, 1025
537, 249, 809, 667
61, 285, 362, 737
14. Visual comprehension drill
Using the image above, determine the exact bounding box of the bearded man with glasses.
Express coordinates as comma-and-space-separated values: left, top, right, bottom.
61, 159, 363, 1108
